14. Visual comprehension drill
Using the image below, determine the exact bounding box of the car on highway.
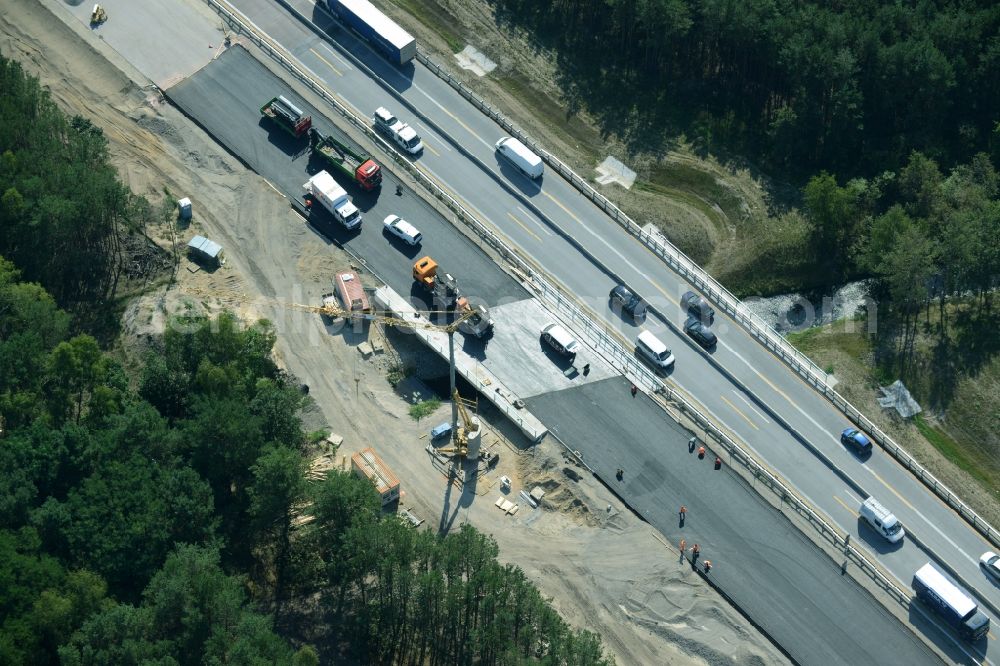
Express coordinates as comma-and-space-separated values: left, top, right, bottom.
840, 428, 873, 455
372, 106, 423, 155
681, 290, 715, 325
636, 330, 674, 374
980, 552, 1000, 583
609, 284, 646, 322
382, 214, 422, 245
684, 317, 717, 349
540, 322, 579, 359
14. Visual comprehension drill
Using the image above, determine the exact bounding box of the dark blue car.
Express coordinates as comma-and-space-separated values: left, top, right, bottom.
841, 428, 873, 455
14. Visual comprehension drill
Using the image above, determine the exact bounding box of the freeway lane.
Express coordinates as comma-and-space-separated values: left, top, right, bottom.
527, 378, 939, 666
164, 44, 938, 663
226, 0, 1000, 636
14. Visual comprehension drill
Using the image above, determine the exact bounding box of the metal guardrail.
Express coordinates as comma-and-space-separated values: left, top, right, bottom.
415, 49, 1000, 550
201, 0, 909, 608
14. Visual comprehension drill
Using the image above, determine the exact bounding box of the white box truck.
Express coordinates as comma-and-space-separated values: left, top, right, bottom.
495, 136, 543, 179
303, 171, 362, 229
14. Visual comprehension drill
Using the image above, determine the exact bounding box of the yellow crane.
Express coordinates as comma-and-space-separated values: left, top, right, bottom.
298, 300, 478, 456
181, 285, 477, 456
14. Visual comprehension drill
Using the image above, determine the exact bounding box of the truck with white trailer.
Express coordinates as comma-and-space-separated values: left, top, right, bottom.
912, 562, 990, 641
303, 171, 362, 230
325, 0, 416, 65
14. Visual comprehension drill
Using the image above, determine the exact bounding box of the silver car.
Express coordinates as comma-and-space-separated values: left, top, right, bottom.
981, 552, 1000, 583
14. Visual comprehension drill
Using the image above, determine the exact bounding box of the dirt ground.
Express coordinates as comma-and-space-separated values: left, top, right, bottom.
0, 0, 789, 663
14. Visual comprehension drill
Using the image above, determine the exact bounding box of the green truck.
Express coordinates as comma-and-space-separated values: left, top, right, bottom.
260, 95, 312, 139
309, 129, 382, 191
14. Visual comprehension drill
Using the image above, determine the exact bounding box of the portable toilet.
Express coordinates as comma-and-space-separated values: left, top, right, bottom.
177, 197, 192, 220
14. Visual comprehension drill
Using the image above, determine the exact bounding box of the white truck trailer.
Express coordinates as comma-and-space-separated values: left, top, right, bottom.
303, 171, 362, 229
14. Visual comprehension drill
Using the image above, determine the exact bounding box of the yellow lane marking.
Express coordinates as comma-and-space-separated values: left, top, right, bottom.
309, 47, 342, 77
719, 394, 759, 431
507, 212, 541, 242
648, 280, 672, 300
833, 494, 858, 516
542, 191, 583, 224
422, 142, 440, 157
437, 106, 481, 141
868, 468, 917, 512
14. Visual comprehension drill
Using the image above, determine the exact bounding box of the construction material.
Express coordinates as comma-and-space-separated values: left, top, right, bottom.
90, 4, 107, 26
352, 447, 401, 506
303, 171, 362, 229
260, 95, 312, 138
309, 129, 382, 191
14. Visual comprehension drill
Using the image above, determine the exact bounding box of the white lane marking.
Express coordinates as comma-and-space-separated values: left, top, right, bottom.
415, 123, 450, 151
734, 391, 771, 424
410, 82, 493, 150
861, 467, 976, 565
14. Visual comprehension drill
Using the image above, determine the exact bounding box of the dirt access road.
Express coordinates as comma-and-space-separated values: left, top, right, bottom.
0, 1, 789, 663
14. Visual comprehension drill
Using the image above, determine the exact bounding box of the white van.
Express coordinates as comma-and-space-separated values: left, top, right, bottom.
860, 496, 904, 543
495, 137, 543, 179
636, 330, 674, 373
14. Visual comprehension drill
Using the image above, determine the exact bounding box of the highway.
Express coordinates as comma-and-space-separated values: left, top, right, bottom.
223, 0, 1000, 652
52, 0, 993, 660
166, 43, 940, 664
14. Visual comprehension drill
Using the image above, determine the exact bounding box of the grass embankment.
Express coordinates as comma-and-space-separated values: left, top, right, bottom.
788, 313, 1000, 509
386, 0, 801, 294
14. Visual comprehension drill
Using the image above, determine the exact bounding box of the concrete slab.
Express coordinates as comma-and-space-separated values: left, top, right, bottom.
454, 45, 496, 77
56, 0, 225, 88
595, 156, 636, 189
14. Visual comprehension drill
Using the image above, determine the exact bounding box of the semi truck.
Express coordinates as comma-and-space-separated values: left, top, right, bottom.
913, 563, 990, 641
309, 129, 382, 191
325, 0, 416, 65
303, 171, 362, 230
260, 95, 312, 139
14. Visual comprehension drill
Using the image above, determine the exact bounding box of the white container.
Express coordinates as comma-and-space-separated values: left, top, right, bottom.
495, 137, 543, 179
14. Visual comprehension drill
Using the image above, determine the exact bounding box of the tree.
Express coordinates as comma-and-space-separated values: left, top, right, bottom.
60, 544, 302, 665
247, 445, 306, 613
876, 225, 938, 364
803, 172, 859, 277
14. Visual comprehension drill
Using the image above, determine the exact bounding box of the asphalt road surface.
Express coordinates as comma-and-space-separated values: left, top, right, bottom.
214, 1, 1000, 656
165, 44, 939, 665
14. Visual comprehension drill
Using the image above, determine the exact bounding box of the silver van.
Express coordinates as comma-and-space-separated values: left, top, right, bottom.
860, 496, 904, 543
636, 330, 675, 373
495, 137, 543, 179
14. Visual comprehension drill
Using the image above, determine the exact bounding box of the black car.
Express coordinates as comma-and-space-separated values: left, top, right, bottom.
684, 317, 717, 349
681, 290, 715, 325
609, 284, 647, 321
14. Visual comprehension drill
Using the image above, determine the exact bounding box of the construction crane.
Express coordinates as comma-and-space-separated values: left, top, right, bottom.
299, 299, 477, 454
180, 284, 477, 454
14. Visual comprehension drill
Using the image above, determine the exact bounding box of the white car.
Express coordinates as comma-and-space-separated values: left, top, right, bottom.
383, 215, 422, 246
373, 106, 423, 155
980, 552, 1000, 583
540, 322, 579, 358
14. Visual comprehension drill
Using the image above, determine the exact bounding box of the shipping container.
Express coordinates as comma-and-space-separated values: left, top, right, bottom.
326, 0, 416, 65
913, 563, 990, 641
351, 447, 401, 506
